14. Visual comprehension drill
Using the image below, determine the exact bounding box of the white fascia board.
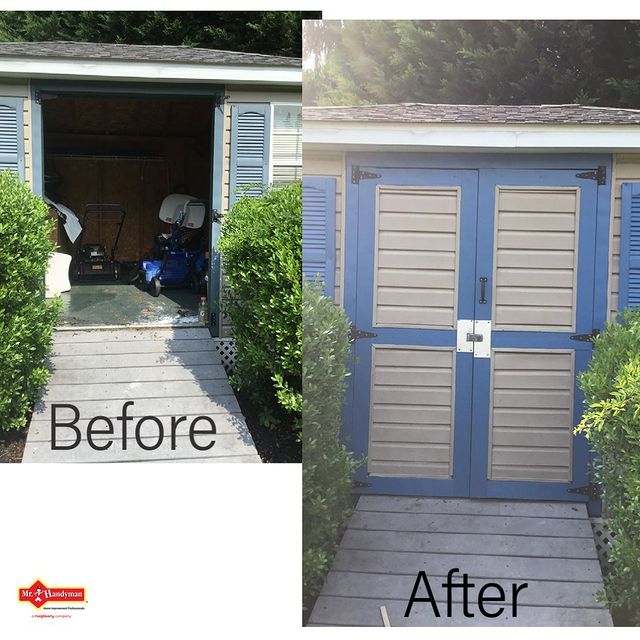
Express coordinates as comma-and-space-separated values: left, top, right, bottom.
0, 56, 301, 86
303, 120, 640, 152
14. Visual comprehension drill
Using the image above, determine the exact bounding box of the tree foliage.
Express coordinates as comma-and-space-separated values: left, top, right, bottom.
0, 11, 318, 57
304, 20, 640, 107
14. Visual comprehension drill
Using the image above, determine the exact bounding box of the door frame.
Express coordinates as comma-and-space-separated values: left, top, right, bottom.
29, 79, 225, 335
343, 152, 612, 509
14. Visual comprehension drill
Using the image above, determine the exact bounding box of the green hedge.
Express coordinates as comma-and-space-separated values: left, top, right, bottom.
0, 170, 61, 432
576, 308, 640, 624
302, 281, 361, 616
217, 182, 302, 434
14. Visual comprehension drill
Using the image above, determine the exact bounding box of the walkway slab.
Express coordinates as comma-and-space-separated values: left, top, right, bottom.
309, 496, 612, 627
23, 327, 260, 463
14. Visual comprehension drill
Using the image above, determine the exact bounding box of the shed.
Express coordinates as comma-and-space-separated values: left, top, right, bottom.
0, 40, 301, 332
303, 102, 640, 513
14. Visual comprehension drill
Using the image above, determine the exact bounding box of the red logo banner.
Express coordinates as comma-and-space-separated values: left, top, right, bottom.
18, 579, 86, 609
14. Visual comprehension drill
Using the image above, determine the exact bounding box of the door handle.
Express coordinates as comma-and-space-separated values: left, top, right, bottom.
479, 277, 488, 304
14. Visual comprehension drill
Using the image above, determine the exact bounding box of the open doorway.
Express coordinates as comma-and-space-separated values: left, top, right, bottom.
42, 93, 212, 327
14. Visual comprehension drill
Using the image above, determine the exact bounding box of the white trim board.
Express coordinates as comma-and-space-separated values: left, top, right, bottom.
304, 120, 640, 152
0, 57, 301, 86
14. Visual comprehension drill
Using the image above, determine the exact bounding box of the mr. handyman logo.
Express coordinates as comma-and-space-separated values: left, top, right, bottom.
18, 579, 85, 608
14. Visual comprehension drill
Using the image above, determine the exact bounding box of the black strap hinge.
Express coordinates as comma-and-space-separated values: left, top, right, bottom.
353, 480, 372, 489
570, 329, 600, 343
567, 483, 600, 500
349, 325, 378, 342
351, 165, 381, 184
576, 165, 606, 185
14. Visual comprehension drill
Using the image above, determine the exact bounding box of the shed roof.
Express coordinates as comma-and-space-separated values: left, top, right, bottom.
0, 40, 300, 67
304, 103, 640, 125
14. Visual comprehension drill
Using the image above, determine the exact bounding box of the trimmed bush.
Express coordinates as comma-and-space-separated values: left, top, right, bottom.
302, 281, 362, 616
217, 182, 301, 434
0, 170, 61, 432
576, 308, 640, 624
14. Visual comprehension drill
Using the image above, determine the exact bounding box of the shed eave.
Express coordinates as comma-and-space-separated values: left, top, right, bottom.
0, 56, 301, 86
303, 120, 640, 152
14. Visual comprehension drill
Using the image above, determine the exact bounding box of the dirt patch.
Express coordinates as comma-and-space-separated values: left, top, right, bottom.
234, 390, 300, 463
0, 415, 30, 463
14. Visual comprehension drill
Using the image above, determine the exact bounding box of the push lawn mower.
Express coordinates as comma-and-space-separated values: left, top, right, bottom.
132, 194, 207, 297
74, 204, 126, 281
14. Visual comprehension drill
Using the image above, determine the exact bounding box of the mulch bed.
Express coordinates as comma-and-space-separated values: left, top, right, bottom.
0, 412, 30, 463
234, 389, 301, 463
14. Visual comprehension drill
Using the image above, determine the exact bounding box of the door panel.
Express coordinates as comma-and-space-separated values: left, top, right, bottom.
351, 168, 478, 496
493, 186, 580, 331
368, 345, 455, 478
374, 185, 460, 328
489, 349, 574, 482
471, 169, 599, 501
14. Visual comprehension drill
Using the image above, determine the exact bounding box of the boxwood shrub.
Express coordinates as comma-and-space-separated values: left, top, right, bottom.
576, 308, 640, 624
217, 182, 302, 435
0, 170, 61, 432
302, 281, 362, 617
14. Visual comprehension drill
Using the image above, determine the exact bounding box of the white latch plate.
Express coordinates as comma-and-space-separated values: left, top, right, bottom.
456, 319, 474, 353
473, 320, 492, 358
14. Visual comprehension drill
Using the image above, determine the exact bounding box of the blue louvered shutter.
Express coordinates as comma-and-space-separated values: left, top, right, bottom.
302, 177, 336, 296
620, 183, 640, 308
229, 104, 271, 204
0, 97, 24, 179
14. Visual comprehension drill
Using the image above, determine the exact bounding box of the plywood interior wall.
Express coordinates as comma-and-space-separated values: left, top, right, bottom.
43, 96, 212, 262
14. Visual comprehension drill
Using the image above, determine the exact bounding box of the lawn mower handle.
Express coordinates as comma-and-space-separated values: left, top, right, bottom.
83, 203, 126, 260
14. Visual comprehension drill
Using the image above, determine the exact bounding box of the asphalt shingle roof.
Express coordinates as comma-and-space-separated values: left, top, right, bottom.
304, 103, 640, 125
0, 40, 300, 67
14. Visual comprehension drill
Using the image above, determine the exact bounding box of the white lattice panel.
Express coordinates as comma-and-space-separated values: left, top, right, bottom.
213, 338, 236, 373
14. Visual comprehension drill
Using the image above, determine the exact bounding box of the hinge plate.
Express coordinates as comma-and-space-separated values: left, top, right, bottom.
567, 483, 599, 500
576, 165, 606, 186
351, 165, 381, 184
570, 329, 600, 343
353, 480, 372, 488
213, 94, 230, 109
349, 325, 377, 342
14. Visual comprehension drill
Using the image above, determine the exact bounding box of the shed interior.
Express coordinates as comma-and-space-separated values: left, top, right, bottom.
42, 94, 213, 326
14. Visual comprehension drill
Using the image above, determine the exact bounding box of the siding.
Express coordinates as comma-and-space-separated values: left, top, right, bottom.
489, 349, 574, 482
368, 345, 455, 478
493, 187, 579, 331
374, 185, 459, 328
609, 154, 640, 320
0, 81, 29, 185
302, 150, 344, 304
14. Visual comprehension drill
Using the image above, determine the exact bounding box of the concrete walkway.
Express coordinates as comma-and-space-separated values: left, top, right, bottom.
22, 327, 260, 463
309, 496, 612, 627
